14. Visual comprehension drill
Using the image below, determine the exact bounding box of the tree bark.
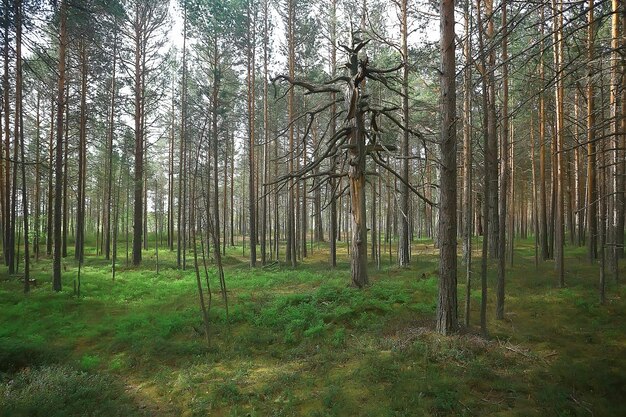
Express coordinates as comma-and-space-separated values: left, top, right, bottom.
75, 40, 88, 264
477, 0, 490, 336
15, 0, 29, 291
261, 0, 269, 264
552, 0, 565, 287
610, 0, 623, 273
398, 0, 411, 267
34, 91, 40, 261
247, 1, 257, 267
286, 0, 297, 267
104, 29, 118, 260
436, 0, 458, 334
586, 0, 598, 263
485, 0, 499, 259
211, 36, 222, 263
462, 0, 472, 327
53, 0, 67, 291
329, 0, 338, 268
496, 0, 508, 319
2, 0, 11, 270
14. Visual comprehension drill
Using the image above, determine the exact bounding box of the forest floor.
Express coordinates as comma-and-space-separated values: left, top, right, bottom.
1, 238, 625, 417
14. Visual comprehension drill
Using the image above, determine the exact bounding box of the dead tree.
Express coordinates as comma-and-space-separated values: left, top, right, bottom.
272, 37, 433, 288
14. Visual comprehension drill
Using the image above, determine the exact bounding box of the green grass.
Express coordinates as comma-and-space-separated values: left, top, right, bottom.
1, 238, 625, 416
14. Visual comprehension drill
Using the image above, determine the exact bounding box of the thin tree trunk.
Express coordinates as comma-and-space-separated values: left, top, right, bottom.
247, 2, 257, 267
75, 40, 87, 264
620, 0, 626, 261
463, 0, 472, 327
610, 0, 622, 277
261, 0, 270, 264
62, 84, 68, 258
104, 29, 117, 260
574, 90, 584, 246
553, 0, 565, 287
286, 0, 297, 267
531, 115, 539, 269
53, 0, 67, 291
329, 0, 337, 267
3, 0, 11, 270
496, 0, 508, 319
177, 4, 187, 269
539, 3, 550, 261
477, 0, 490, 336
208, 38, 221, 263
586, 0, 598, 263
485, 0, 499, 259
190, 164, 210, 345
230, 133, 235, 247
168, 89, 174, 251
15, 0, 29, 291
398, 0, 410, 266
47, 95, 54, 256
300, 120, 307, 259
34, 91, 40, 261
599, 138, 607, 304
223, 130, 228, 255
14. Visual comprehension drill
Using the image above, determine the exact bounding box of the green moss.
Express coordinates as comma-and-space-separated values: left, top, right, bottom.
0, 239, 624, 416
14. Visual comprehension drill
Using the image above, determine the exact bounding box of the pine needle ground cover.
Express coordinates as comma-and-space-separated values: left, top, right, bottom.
1, 240, 625, 416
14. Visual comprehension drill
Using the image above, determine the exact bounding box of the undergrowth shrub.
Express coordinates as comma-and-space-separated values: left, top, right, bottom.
0, 365, 141, 417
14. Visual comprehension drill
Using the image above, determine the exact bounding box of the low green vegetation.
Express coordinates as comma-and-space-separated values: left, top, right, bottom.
1, 239, 625, 416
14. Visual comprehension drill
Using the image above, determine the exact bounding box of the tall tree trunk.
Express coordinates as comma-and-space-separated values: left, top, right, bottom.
168, 83, 174, 251
248, 1, 257, 267
261, 0, 269, 264
301, 126, 308, 259
539, 8, 549, 260
586, 0, 598, 263
286, 0, 297, 267
398, 0, 410, 266
104, 29, 117, 260
230, 133, 235, 247
462, 0, 472, 327
34, 91, 40, 261
553, 0, 565, 287
190, 163, 210, 345
610, 0, 623, 274
328, 0, 338, 267
477, 0, 490, 336
496, 0, 508, 319
61, 85, 68, 258
53, 0, 67, 291
132, 6, 144, 266
485, 0, 499, 259
436, 0, 457, 334
574, 91, 585, 246
75, 40, 87, 264
15, 0, 29, 291
599, 135, 607, 303
211, 36, 221, 263
3, 0, 11, 270
177, 3, 188, 269
346, 46, 368, 288
47, 96, 54, 256
531, 115, 539, 268
620, 0, 626, 261
222, 130, 228, 255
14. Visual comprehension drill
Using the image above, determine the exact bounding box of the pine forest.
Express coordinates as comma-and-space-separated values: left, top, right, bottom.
0, 0, 625, 415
